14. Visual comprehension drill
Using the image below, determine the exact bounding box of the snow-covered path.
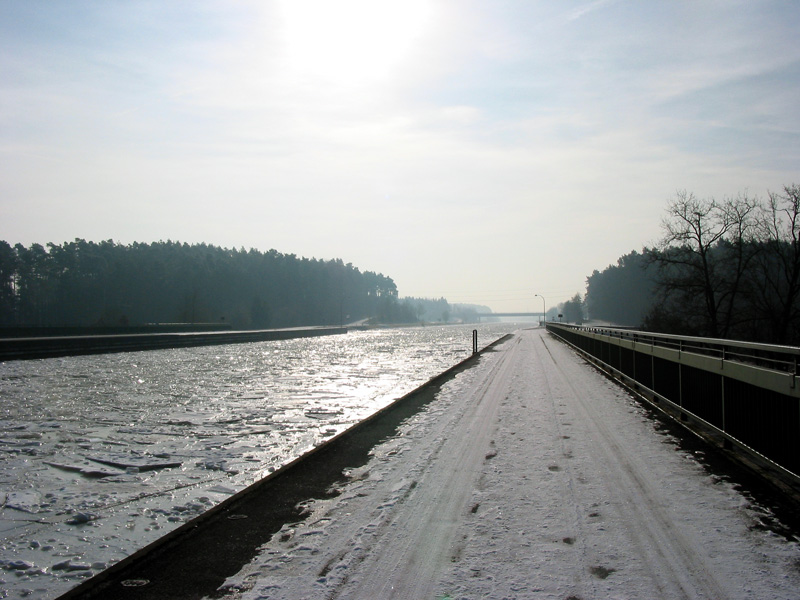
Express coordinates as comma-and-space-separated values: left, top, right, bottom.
213, 329, 800, 600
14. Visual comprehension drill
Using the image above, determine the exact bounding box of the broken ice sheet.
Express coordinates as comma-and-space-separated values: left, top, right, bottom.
45, 461, 121, 478
4, 491, 42, 513
86, 453, 182, 472
206, 485, 236, 495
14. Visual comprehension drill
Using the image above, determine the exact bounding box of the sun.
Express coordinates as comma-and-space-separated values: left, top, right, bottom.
276, 0, 433, 87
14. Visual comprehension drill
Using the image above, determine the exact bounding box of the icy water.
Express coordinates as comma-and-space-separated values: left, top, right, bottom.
0, 322, 521, 599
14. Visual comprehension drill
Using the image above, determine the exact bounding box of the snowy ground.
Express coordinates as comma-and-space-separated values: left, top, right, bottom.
212, 328, 800, 600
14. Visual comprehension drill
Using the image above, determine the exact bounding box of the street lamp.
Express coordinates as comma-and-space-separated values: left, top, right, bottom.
535, 294, 546, 326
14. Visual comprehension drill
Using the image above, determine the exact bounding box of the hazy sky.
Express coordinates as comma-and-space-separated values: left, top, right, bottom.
2, 1, 798, 312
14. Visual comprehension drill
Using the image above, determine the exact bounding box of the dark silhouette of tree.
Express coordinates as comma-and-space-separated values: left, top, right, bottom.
0, 241, 17, 325
746, 184, 800, 344
559, 293, 584, 324
0, 240, 411, 330
14, 243, 52, 326
585, 250, 655, 326
646, 191, 759, 338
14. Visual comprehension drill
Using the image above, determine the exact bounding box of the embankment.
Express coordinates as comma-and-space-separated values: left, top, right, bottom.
0, 327, 347, 361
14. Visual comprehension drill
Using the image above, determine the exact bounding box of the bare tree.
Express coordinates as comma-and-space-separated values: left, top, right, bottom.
649, 191, 759, 338
750, 184, 800, 344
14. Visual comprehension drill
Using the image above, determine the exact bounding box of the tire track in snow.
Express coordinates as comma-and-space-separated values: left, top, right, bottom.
537, 332, 729, 599
332, 335, 522, 599
530, 332, 598, 598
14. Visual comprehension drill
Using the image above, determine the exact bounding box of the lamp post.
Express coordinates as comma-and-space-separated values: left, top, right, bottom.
535, 294, 546, 326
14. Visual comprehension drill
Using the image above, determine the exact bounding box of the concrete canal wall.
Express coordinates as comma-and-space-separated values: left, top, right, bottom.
0, 327, 347, 361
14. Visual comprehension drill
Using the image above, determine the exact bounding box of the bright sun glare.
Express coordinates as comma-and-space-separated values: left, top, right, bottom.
277, 0, 432, 87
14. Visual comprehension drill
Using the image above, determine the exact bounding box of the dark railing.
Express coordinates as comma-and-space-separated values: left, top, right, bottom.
546, 323, 800, 479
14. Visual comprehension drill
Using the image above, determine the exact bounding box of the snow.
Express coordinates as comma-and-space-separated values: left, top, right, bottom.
0, 324, 518, 599
211, 329, 800, 600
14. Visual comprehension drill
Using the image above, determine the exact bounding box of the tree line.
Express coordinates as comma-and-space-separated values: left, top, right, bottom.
0, 240, 410, 330
581, 184, 800, 345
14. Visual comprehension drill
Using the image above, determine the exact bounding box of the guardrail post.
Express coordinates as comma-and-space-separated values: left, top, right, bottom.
651, 340, 656, 402
721, 375, 728, 444
472, 329, 478, 354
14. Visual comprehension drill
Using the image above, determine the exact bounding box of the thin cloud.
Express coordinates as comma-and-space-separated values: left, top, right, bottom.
566, 0, 620, 22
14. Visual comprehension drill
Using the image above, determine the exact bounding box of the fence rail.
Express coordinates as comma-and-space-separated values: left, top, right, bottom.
546, 323, 800, 480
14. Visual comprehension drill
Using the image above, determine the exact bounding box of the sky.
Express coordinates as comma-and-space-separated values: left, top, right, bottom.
2, 0, 799, 312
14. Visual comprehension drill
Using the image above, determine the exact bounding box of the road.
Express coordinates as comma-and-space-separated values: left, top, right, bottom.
212, 328, 800, 599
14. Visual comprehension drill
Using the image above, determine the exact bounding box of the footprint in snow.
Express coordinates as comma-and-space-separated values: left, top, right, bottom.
590, 565, 616, 579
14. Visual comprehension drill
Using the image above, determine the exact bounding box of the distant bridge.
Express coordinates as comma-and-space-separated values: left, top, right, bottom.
476, 312, 544, 319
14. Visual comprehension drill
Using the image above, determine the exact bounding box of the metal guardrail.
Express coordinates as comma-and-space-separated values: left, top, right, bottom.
546, 323, 800, 480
